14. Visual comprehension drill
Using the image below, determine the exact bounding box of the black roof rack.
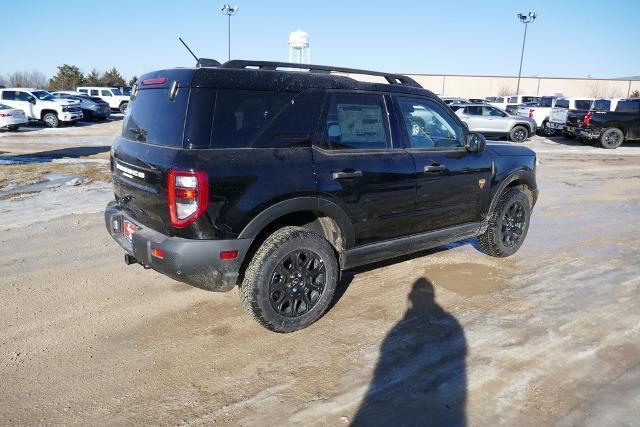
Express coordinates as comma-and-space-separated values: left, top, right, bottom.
219, 60, 422, 88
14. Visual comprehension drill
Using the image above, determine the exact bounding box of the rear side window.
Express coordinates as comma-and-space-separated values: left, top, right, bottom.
464, 106, 482, 115
122, 87, 189, 147
592, 99, 611, 111
509, 96, 517, 103
575, 100, 591, 110
1, 91, 16, 100
211, 90, 295, 149
90, 90, 99, 96
79, 89, 88, 94
323, 92, 390, 150
616, 100, 640, 113
555, 99, 569, 108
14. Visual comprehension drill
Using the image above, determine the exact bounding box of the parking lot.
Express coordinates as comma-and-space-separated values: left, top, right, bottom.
1, 122, 640, 425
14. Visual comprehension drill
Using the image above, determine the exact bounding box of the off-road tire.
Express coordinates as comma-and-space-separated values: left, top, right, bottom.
510, 125, 528, 142
43, 112, 59, 128
478, 189, 531, 257
599, 127, 624, 149
240, 226, 339, 333
119, 102, 129, 114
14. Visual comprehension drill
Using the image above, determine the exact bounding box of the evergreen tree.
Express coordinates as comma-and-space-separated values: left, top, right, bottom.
100, 67, 126, 87
85, 68, 101, 86
48, 64, 85, 90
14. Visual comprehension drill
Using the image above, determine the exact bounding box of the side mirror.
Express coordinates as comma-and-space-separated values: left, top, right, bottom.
28, 97, 36, 104
466, 132, 486, 153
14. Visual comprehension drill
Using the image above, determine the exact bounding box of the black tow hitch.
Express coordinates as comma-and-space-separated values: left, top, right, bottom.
124, 254, 139, 265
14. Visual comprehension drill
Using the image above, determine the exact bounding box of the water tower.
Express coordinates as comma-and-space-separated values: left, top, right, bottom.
288, 30, 310, 64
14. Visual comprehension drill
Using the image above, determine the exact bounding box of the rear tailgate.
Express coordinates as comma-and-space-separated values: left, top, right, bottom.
111, 69, 195, 235
549, 107, 568, 124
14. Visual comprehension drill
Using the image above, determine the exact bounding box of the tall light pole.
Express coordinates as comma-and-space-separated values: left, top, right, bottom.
516, 11, 536, 95
221, 4, 239, 61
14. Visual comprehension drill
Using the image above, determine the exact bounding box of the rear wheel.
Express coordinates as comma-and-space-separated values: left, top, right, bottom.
240, 227, 339, 333
119, 102, 129, 114
542, 121, 556, 137
509, 125, 528, 142
42, 112, 59, 128
478, 189, 531, 257
599, 128, 624, 149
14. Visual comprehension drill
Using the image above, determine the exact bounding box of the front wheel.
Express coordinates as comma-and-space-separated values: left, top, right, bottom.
599, 128, 624, 149
240, 227, 339, 333
7, 125, 19, 131
42, 112, 59, 128
119, 102, 129, 114
510, 125, 528, 142
478, 189, 531, 257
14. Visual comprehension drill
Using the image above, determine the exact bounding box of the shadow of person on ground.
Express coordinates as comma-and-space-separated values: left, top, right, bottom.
351, 278, 467, 427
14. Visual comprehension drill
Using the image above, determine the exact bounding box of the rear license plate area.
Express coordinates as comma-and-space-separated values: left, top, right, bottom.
123, 219, 139, 243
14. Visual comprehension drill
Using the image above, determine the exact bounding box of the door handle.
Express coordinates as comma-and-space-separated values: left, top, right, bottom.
332, 170, 363, 180
424, 165, 447, 173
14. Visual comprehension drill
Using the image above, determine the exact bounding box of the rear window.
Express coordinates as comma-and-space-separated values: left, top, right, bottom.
122, 87, 189, 147
615, 100, 640, 113
592, 99, 611, 111
555, 99, 569, 109
211, 90, 295, 149
522, 96, 537, 103
574, 100, 591, 110
538, 97, 554, 107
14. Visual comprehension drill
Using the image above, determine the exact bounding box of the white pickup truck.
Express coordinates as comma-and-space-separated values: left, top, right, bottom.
77, 86, 130, 113
0, 88, 82, 128
516, 96, 561, 136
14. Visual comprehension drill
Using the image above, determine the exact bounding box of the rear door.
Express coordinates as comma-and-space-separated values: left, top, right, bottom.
312, 91, 416, 247
393, 95, 493, 233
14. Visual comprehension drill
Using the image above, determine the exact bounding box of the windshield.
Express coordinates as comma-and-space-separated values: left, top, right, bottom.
110, 88, 123, 96
32, 90, 55, 101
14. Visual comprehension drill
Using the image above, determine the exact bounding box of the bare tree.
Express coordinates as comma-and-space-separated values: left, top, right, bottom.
498, 86, 513, 96
7, 70, 48, 88
0, 74, 7, 87
629, 90, 639, 98
588, 82, 624, 98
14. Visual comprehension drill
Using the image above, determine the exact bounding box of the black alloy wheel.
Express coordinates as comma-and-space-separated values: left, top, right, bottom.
501, 200, 526, 247
269, 249, 326, 317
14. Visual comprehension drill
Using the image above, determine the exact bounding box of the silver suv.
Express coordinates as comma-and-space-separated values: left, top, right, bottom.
450, 104, 537, 142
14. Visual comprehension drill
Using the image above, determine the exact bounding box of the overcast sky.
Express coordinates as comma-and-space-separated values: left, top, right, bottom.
2, 0, 639, 80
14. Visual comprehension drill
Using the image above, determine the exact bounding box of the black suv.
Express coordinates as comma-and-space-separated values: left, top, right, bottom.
105, 60, 538, 332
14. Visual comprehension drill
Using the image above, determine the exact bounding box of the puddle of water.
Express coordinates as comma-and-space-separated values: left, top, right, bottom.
425, 262, 507, 296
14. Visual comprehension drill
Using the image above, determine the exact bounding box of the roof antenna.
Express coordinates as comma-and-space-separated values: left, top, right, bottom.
178, 37, 221, 68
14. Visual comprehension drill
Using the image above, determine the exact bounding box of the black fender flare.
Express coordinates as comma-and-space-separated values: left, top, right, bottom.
237, 196, 355, 249
487, 168, 537, 215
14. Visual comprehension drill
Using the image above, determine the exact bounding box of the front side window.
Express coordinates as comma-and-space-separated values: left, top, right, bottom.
397, 96, 463, 149
17, 91, 34, 102
101, 90, 112, 96
323, 92, 390, 150
616, 100, 640, 113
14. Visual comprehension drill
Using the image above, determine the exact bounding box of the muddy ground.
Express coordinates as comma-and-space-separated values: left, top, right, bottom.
1, 122, 639, 425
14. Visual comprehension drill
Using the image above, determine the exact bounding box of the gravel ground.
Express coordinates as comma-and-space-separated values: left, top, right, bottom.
1, 123, 639, 425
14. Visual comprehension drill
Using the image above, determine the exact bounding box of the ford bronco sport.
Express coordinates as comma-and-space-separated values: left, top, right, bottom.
105, 60, 538, 332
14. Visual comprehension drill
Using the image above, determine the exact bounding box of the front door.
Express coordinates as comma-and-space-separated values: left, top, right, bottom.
482, 105, 511, 133
393, 95, 494, 234
313, 91, 416, 247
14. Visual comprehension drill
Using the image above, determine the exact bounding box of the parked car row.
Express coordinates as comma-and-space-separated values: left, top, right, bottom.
0, 86, 129, 129
449, 103, 537, 142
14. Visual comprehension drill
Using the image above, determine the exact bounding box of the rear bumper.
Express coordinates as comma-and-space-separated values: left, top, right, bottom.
578, 128, 601, 140
105, 201, 253, 292
548, 121, 565, 130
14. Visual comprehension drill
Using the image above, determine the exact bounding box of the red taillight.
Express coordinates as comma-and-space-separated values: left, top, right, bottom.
141, 77, 167, 86
584, 111, 593, 126
219, 250, 239, 260
528, 108, 534, 118
167, 170, 209, 228
151, 248, 165, 259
